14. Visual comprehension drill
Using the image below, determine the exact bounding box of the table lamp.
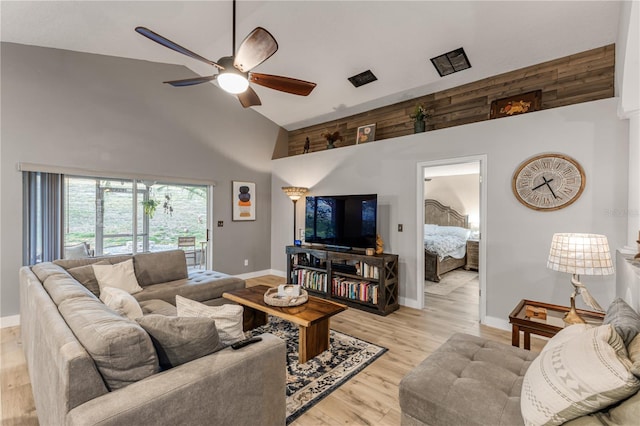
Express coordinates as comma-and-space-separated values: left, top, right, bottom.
546, 233, 614, 324
281, 186, 308, 244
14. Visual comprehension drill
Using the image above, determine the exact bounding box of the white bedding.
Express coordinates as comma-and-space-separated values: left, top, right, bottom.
424, 225, 471, 260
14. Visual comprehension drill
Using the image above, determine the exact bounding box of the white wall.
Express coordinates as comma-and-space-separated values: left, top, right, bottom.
271, 98, 628, 322
1, 43, 284, 318
424, 174, 480, 226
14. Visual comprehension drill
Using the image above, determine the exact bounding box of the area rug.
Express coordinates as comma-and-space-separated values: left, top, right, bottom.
425, 269, 478, 296
248, 316, 387, 424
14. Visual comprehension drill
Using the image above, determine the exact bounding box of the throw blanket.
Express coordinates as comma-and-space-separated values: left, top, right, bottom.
424, 234, 467, 260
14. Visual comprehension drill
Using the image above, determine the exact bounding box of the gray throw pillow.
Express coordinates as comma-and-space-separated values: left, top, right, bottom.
67, 260, 110, 296
603, 298, 640, 346
136, 314, 222, 370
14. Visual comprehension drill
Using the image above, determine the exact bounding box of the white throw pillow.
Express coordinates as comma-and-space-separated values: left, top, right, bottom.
100, 286, 144, 320
521, 324, 640, 426
540, 324, 593, 353
93, 259, 143, 295
175, 295, 245, 345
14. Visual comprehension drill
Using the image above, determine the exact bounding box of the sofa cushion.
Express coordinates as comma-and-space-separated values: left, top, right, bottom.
604, 298, 640, 346
629, 334, 640, 377
43, 274, 98, 306
93, 259, 143, 295
133, 250, 188, 287
58, 296, 159, 391
139, 299, 178, 316
399, 333, 537, 426
521, 324, 640, 426
133, 271, 245, 304
176, 295, 245, 345
67, 260, 110, 296
32, 262, 72, 283
136, 314, 223, 369
100, 286, 144, 320
54, 254, 133, 270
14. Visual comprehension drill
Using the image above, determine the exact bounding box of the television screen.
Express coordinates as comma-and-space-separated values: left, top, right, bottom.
304, 194, 377, 249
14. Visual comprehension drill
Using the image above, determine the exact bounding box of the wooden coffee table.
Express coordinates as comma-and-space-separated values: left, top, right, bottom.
223, 285, 347, 363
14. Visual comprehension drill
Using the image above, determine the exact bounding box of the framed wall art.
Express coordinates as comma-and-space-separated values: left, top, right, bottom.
232, 181, 256, 221
490, 90, 541, 119
356, 124, 376, 144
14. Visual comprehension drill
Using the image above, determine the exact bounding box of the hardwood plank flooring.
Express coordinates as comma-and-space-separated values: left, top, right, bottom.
0, 274, 546, 425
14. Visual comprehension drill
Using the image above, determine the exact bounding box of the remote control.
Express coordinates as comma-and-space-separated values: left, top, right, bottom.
231, 336, 262, 350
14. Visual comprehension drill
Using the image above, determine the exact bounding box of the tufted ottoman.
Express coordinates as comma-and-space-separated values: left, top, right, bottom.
399, 333, 537, 426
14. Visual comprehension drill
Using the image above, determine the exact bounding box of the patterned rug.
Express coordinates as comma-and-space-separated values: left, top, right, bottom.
425, 269, 478, 295
248, 316, 387, 424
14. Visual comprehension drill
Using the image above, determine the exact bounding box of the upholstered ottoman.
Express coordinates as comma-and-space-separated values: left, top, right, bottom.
399, 333, 537, 426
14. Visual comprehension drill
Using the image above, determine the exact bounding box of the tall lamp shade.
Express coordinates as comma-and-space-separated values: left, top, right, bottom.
547, 233, 614, 323
282, 187, 308, 243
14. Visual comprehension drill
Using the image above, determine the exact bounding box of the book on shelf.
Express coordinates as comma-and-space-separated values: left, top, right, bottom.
331, 277, 378, 305
335, 260, 379, 279
297, 269, 327, 293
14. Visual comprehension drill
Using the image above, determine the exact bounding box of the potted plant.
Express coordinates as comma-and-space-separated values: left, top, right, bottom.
410, 104, 431, 133
321, 131, 343, 149
141, 199, 160, 218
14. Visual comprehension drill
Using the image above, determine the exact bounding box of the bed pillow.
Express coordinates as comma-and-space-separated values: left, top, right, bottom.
437, 226, 471, 240
175, 295, 245, 345
424, 224, 439, 236
93, 259, 143, 295
100, 286, 144, 320
136, 314, 222, 370
521, 324, 640, 426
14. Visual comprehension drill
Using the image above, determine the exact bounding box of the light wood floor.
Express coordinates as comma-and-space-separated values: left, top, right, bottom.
0, 274, 546, 425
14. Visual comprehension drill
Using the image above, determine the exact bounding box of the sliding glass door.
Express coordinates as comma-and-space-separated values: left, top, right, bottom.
64, 176, 210, 265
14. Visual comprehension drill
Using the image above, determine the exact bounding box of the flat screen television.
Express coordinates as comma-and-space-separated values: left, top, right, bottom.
304, 194, 377, 249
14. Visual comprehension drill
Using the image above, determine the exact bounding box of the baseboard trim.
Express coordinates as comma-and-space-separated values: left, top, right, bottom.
1, 314, 20, 328
234, 269, 286, 280
482, 315, 511, 331
399, 297, 420, 309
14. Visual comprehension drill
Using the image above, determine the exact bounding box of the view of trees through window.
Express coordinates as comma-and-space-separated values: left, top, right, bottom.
64, 177, 208, 256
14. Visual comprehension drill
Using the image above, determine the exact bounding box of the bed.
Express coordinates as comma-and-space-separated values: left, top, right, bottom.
423, 199, 471, 282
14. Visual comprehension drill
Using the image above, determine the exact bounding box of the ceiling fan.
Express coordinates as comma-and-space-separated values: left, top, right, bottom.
135, 0, 316, 108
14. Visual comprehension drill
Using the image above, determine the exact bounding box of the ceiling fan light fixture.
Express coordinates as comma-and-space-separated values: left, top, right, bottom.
218, 72, 249, 94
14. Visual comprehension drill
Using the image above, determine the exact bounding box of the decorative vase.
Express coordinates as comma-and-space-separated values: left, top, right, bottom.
326, 141, 335, 149
414, 119, 426, 133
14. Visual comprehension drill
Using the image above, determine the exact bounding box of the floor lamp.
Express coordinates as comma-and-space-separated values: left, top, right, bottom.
282, 187, 308, 243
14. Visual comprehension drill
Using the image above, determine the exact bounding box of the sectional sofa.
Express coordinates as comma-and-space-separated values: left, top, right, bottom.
19, 250, 286, 425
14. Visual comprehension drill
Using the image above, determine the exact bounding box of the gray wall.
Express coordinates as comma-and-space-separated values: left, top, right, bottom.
1, 42, 283, 317
271, 98, 629, 324
424, 174, 480, 226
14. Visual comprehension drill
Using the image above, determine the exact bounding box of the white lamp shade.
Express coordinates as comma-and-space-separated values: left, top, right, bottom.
547, 233, 614, 276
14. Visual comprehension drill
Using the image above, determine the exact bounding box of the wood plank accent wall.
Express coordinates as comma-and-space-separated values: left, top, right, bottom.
287, 44, 614, 157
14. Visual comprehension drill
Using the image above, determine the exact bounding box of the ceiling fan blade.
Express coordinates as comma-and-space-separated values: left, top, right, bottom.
135, 27, 223, 69
237, 86, 262, 108
234, 27, 278, 72
249, 73, 317, 96
164, 75, 217, 87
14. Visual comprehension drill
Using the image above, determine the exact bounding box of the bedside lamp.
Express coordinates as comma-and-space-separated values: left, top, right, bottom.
547, 233, 614, 324
282, 187, 308, 244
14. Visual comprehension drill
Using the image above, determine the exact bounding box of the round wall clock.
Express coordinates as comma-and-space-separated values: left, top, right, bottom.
512, 153, 586, 211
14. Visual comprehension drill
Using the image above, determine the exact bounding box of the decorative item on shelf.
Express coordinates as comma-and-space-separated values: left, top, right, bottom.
410, 104, 432, 133
365, 248, 375, 256
547, 233, 614, 324
303, 137, 310, 154
490, 90, 541, 119
141, 199, 160, 218
282, 186, 309, 244
356, 124, 376, 144
321, 130, 342, 149
375, 234, 384, 255
264, 286, 308, 307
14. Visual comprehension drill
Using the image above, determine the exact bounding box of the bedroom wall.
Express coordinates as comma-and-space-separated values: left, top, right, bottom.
271, 98, 628, 326
424, 174, 480, 227
0, 43, 284, 319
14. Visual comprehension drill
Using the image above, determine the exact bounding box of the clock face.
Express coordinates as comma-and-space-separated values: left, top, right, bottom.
512, 154, 585, 211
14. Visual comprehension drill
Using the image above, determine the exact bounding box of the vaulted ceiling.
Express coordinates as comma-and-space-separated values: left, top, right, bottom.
1, 1, 622, 130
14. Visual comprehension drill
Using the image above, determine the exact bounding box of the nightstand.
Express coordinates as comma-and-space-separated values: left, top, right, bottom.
509, 299, 604, 350
464, 239, 479, 270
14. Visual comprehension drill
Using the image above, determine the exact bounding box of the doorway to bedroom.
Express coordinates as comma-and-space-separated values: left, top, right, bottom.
417, 156, 486, 323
